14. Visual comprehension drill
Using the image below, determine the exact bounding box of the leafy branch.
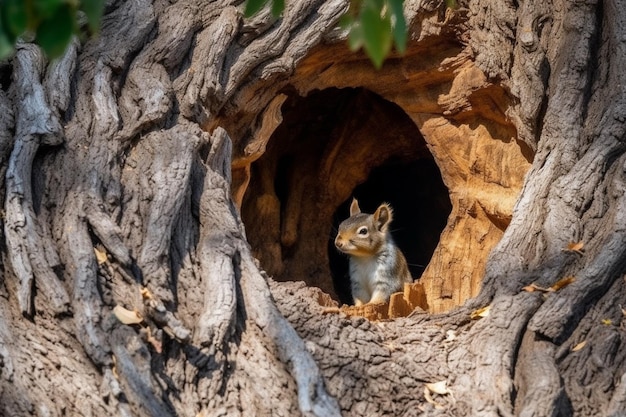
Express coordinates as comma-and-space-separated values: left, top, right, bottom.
0, 0, 457, 69
244, 0, 407, 68
245, 0, 458, 69
0, 0, 103, 58
341, 0, 407, 69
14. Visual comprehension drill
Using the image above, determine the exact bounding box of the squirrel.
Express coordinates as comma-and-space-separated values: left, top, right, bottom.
334, 198, 412, 306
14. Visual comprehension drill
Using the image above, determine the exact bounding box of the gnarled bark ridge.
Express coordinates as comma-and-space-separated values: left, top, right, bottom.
0, 0, 625, 416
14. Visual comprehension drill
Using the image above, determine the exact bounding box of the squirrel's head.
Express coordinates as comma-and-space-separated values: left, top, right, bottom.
334, 198, 393, 257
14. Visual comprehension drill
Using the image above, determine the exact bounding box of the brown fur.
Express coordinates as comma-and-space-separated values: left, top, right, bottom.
335, 199, 412, 305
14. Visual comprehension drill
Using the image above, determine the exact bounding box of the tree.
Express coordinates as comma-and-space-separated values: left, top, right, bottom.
1, 0, 625, 416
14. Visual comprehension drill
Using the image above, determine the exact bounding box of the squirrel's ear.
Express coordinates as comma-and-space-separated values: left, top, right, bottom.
374, 204, 392, 231
350, 198, 361, 216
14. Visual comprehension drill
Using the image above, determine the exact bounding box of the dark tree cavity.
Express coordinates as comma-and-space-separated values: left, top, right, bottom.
0, 0, 625, 416
242, 87, 451, 304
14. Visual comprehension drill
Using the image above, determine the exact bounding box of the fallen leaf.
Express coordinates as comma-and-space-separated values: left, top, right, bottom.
445, 330, 457, 342
425, 380, 450, 395
522, 278, 574, 294
140, 287, 153, 300
322, 306, 341, 314
423, 386, 445, 410
572, 341, 586, 352
602, 318, 613, 326
113, 305, 143, 325
470, 305, 490, 319
94, 246, 108, 265
549, 276, 576, 292
112, 355, 118, 379
522, 283, 543, 292
565, 241, 585, 255
145, 327, 162, 353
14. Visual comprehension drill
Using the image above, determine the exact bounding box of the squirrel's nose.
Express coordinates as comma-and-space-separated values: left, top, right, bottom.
335, 239, 343, 248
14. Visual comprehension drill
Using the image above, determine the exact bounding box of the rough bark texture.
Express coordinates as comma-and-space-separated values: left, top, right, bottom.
0, 0, 625, 416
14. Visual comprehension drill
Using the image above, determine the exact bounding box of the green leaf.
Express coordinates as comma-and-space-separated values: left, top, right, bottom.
387, 0, 406, 53
0, 24, 14, 59
271, 0, 284, 17
36, 4, 75, 58
1, 0, 28, 39
445, 0, 458, 8
244, 0, 270, 17
360, 4, 392, 69
80, 0, 105, 33
33, 0, 64, 20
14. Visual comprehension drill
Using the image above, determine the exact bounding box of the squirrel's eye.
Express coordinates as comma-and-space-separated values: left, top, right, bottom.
357, 227, 368, 235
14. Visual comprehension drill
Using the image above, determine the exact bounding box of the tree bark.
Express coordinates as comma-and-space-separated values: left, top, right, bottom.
0, 0, 625, 417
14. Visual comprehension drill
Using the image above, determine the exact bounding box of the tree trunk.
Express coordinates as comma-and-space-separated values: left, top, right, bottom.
0, 0, 625, 416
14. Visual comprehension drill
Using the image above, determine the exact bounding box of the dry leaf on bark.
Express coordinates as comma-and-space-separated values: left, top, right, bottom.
549, 276, 576, 291
470, 305, 490, 319
423, 380, 452, 410
522, 283, 541, 292
143, 327, 162, 353
94, 245, 108, 265
113, 305, 144, 325
445, 330, 457, 342
425, 380, 450, 395
522, 276, 576, 293
564, 241, 585, 255
141, 287, 153, 300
